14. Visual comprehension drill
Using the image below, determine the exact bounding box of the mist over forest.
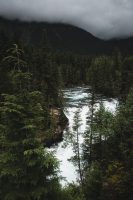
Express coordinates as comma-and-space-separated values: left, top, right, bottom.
0, 1, 133, 200
1, 0, 133, 39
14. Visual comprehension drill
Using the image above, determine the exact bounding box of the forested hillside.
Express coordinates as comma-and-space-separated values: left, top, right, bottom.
1, 17, 133, 55
0, 17, 133, 200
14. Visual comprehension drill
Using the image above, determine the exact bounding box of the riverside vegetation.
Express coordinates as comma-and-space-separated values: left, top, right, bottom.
0, 33, 133, 199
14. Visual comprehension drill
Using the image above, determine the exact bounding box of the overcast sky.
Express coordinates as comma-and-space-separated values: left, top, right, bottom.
0, 0, 133, 39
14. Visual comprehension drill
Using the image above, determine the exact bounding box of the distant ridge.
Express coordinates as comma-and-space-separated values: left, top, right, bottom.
0, 17, 133, 55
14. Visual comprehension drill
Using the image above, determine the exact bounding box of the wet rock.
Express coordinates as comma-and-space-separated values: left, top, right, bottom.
39, 107, 68, 147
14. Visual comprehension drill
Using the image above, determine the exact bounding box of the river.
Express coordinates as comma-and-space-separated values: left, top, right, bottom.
50, 86, 118, 185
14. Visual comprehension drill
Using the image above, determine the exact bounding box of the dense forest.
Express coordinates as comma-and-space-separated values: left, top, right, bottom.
0, 18, 133, 200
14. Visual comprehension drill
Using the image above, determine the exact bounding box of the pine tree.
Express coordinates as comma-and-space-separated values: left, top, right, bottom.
69, 109, 83, 186
0, 92, 59, 200
83, 90, 96, 169
0, 45, 60, 200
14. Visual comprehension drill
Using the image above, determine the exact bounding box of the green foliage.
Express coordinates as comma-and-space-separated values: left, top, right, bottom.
60, 184, 85, 200
82, 90, 133, 200
3, 44, 27, 71
65, 109, 84, 185
0, 46, 61, 200
0, 89, 59, 200
92, 102, 114, 141
0, 25, 133, 200
83, 163, 102, 200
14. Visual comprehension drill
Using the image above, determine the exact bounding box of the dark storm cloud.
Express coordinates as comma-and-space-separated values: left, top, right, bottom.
0, 0, 133, 39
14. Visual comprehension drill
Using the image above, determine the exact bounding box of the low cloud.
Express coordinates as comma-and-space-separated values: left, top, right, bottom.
0, 0, 133, 39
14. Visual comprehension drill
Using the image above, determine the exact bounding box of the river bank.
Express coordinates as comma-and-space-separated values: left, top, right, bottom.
39, 107, 68, 147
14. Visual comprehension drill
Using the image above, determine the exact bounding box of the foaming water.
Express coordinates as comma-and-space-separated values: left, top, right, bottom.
50, 87, 118, 185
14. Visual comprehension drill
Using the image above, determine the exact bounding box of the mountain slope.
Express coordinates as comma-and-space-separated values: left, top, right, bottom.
0, 17, 133, 55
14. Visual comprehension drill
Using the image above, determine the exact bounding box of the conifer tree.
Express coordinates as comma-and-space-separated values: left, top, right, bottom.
83, 90, 96, 169
0, 45, 60, 200
69, 109, 83, 186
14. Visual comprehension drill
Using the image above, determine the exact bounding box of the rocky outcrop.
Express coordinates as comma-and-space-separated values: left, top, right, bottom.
39, 107, 68, 147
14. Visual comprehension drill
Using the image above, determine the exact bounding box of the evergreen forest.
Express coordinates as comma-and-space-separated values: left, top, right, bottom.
0, 18, 133, 200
